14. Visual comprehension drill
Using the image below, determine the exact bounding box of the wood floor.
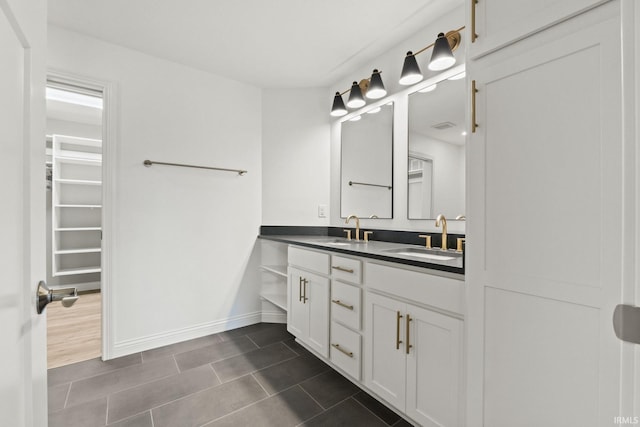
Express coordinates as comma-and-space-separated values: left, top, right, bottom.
47, 291, 101, 369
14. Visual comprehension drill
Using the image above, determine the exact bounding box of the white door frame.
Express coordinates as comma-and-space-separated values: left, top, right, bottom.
47, 69, 118, 360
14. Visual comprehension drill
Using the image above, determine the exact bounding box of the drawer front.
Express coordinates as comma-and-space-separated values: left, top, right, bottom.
330, 321, 361, 380
366, 262, 464, 315
331, 255, 362, 284
331, 281, 361, 330
288, 245, 330, 275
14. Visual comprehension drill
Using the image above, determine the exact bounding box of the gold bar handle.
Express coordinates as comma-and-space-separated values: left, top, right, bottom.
471, 80, 479, 133
332, 266, 354, 274
471, 0, 478, 42
302, 278, 308, 303
331, 343, 354, 358
406, 314, 413, 354
332, 299, 354, 310
396, 311, 403, 350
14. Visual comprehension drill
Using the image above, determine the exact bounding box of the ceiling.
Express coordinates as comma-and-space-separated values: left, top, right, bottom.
48, 0, 461, 88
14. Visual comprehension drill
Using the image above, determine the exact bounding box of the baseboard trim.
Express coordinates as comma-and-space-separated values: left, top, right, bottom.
261, 311, 287, 324
108, 311, 263, 359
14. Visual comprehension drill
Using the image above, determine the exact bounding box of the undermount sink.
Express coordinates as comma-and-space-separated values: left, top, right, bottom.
383, 247, 460, 261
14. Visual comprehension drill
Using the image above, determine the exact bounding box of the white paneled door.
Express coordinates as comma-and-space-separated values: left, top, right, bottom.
0, 1, 47, 425
467, 3, 635, 426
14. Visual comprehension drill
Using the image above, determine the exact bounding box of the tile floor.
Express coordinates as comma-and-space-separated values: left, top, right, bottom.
48, 323, 414, 427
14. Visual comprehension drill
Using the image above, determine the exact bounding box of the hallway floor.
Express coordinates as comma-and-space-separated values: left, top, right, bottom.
48, 291, 101, 368
48, 323, 413, 427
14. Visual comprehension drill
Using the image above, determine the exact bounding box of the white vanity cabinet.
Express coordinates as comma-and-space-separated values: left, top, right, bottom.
329, 254, 363, 380
365, 263, 464, 427
287, 247, 330, 357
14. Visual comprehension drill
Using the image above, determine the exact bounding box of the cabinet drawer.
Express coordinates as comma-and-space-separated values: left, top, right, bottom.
367, 262, 464, 315
331, 255, 362, 284
330, 321, 361, 380
288, 246, 329, 275
331, 281, 361, 330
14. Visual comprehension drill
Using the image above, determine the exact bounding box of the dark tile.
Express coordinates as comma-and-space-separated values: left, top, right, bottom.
107, 364, 219, 424
66, 356, 177, 407
217, 322, 283, 341
48, 353, 142, 387
141, 334, 223, 362
252, 353, 330, 395
48, 382, 70, 413
108, 411, 153, 427
246, 324, 293, 347
212, 342, 297, 382
299, 370, 360, 409
174, 336, 258, 371
302, 398, 388, 427
48, 397, 107, 427
204, 385, 323, 427
392, 418, 415, 426
352, 391, 401, 425
282, 338, 313, 357
151, 375, 267, 427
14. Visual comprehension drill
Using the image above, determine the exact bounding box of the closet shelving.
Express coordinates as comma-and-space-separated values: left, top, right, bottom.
51, 135, 103, 277
259, 240, 288, 313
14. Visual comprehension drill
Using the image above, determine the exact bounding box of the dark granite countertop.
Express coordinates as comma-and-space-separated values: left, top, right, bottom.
259, 234, 465, 277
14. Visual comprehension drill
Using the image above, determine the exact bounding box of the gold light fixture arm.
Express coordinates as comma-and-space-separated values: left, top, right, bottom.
413, 26, 466, 57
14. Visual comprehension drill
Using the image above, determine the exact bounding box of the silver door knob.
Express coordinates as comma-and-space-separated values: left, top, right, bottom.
36, 281, 78, 314
613, 304, 640, 345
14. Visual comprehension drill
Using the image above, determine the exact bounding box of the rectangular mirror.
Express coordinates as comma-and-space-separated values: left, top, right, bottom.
340, 102, 394, 218
408, 69, 465, 219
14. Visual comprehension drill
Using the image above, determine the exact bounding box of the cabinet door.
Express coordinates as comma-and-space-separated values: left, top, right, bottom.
305, 271, 330, 357
468, 4, 628, 426
287, 267, 308, 339
469, 0, 605, 58
364, 292, 407, 410
405, 305, 462, 427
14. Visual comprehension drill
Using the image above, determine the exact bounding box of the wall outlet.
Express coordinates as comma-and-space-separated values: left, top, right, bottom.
318, 204, 327, 218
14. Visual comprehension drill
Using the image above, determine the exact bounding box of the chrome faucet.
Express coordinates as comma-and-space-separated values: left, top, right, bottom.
435, 214, 448, 250
346, 214, 361, 241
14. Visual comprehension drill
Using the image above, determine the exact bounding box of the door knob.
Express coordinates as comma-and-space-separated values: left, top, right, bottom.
36, 281, 78, 314
613, 304, 640, 345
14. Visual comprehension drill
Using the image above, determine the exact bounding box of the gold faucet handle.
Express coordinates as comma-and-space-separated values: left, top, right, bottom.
343, 229, 352, 240
418, 234, 432, 249
363, 231, 373, 242
456, 237, 465, 253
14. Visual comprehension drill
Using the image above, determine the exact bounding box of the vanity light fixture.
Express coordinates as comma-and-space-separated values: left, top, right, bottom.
366, 69, 387, 99
330, 92, 348, 117
330, 70, 386, 116
399, 26, 465, 85
347, 81, 366, 108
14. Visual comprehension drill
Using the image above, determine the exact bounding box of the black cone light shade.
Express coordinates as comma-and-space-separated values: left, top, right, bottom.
399, 51, 423, 85
347, 81, 366, 108
428, 33, 456, 71
330, 92, 347, 117
366, 69, 386, 99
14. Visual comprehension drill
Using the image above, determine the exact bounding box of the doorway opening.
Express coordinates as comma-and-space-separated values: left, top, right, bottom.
45, 79, 104, 368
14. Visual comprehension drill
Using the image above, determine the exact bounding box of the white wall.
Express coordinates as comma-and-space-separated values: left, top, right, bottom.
409, 132, 465, 218
262, 88, 330, 225
48, 26, 263, 356
329, 6, 466, 234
